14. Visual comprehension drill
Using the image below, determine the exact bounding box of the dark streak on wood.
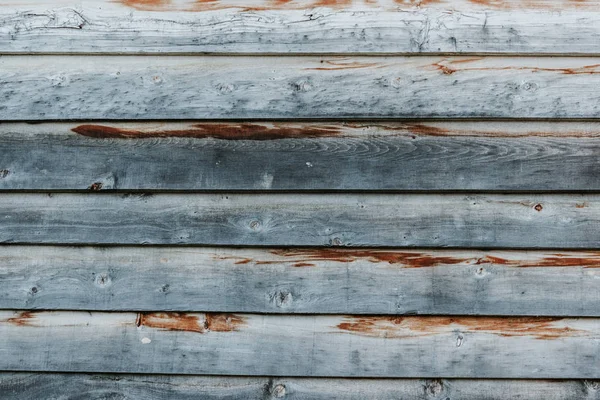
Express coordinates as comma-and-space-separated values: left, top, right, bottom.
138, 312, 245, 333
337, 316, 585, 340
71, 123, 342, 140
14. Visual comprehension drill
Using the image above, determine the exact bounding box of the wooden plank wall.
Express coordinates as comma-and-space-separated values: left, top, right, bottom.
1, 1, 600, 398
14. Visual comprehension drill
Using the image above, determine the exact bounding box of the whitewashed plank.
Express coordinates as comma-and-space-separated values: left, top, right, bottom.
3, 246, 600, 315
0, 193, 597, 248
2, 373, 600, 400
3, 0, 600, 54
1, 311, 600, 378
1, 121, 599, 191
5, 56, 600, 119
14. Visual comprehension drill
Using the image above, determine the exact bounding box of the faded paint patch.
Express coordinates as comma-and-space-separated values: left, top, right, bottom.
137, 312, 246, 333
337, 316, 587, 340
72, 123, 342, 140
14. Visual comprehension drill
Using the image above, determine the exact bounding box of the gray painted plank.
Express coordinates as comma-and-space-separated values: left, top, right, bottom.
2, 121, 600, 191
0, 193, 597, 248
4, 246, 600, 316
6, 56, 600, 119
2, 374, 600, 400
2, 311, 600, 378
4, 0, 600, 55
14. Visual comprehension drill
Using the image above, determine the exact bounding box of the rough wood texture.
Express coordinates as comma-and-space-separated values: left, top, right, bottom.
0, 193, 597, 248
2, 374, 600, 400
4, 246, 600, 316
2, 311, 600, 378
2, 121, 600, 191
7, 56, 600, 119
3, 0, 600, 54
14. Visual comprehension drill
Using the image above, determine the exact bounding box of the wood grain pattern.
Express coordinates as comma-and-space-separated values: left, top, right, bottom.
1, 121, 599, 191
2, 373, 600, 400
6, 56, 600, 119
4, 246, 600, 316
0, 193, 597, 248
2, 311, 600, 378
3, 0, 600, 54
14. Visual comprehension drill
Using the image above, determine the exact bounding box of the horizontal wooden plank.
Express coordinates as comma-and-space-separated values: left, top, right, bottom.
2, 374, 600, 400
3, 1, 600, 54
6, 56, 600, 119
0, 193, 597, 248
2, 311, 600, 377
4, 246, 600, 315
2, 121, 600, 191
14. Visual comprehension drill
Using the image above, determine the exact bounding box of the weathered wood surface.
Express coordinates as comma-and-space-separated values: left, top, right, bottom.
7, 56, 600, 119
0, 193, 597, 248
4, 246, 600, 316
3, 374, 600, 400
2, 121, 600, 191
4, 0, 600, 55
2, 311, 600, 378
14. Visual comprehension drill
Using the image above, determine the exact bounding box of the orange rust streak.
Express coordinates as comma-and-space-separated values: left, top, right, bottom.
5, 311, 36, 327
269, 249, 469, 268
269, 249, 600, 269
431, 62, 600, 75
205, 313, 246, 332
467, 0, 594, 9
72, 123, 341, 140
337, 316, 585, 340
138, 312, 205, 333
306, 60, 383, 71
118, 0, 357, 11
138, 312, 246, 333
387, 123, 600, 138
293, 262, 316, 267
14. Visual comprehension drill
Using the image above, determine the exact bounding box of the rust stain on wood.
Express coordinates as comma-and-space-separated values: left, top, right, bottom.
394, 123, 600, 138
430, 60, 600, 75
137, 312, 245, 333
88, 182, 103, 191
269, 249, 468, 268
306, 60, 383, 71
118, 0, 595, 11
4, 311, 37, 327
217, 249, 600, 269
117, 0, 172, 11
72, 123, 342, 140
118, 0, 356, 11
394, 0, 444, 5
293, 262, 316, 267
467, 0, 593, 8
204, 313, 247, 332
475, 254, 600, 268
337, 316, 586, 340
